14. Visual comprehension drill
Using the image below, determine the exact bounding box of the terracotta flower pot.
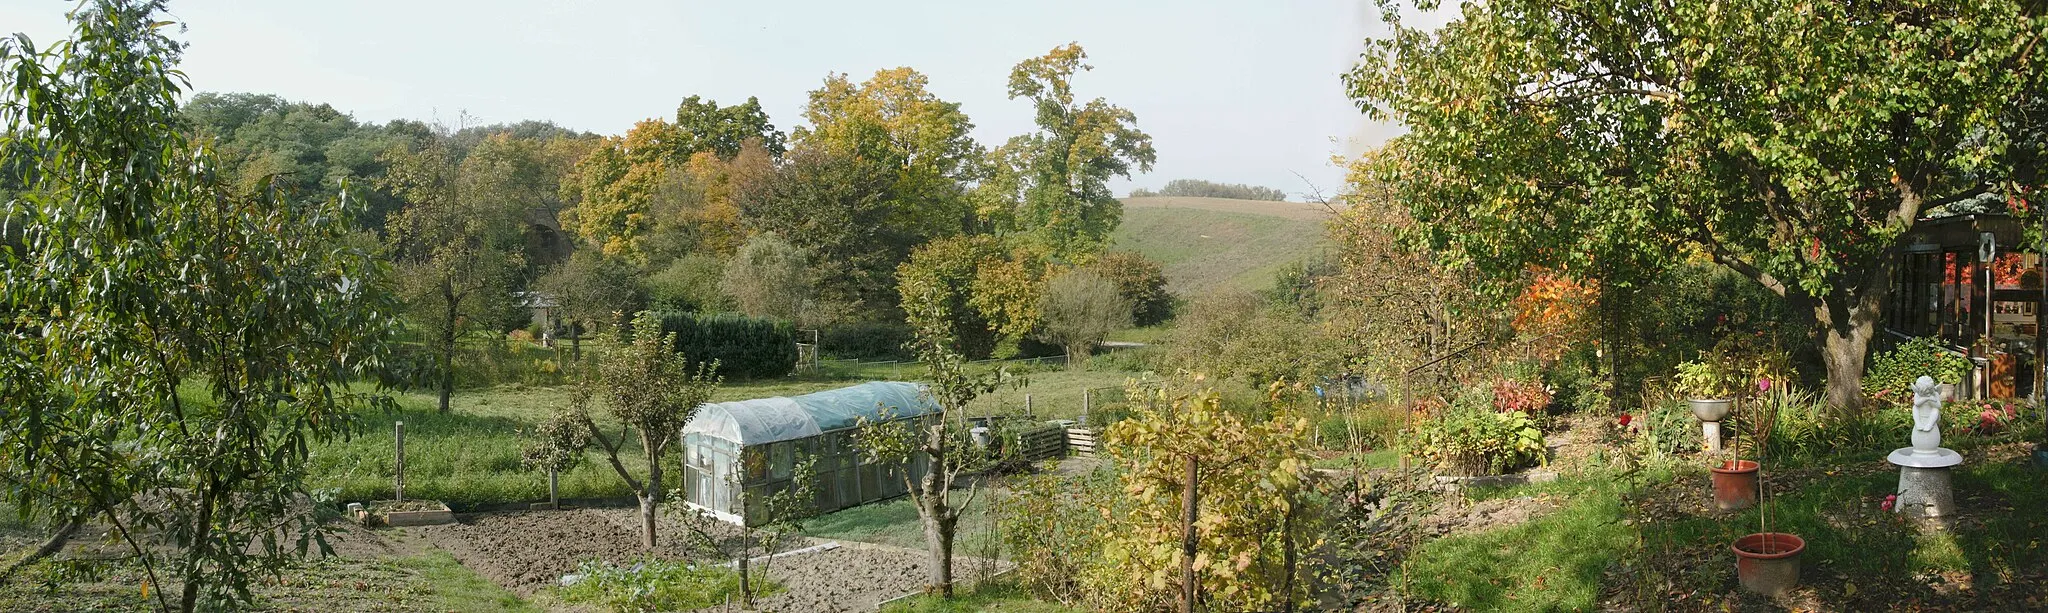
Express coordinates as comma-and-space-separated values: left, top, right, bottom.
1731, 532, 1805, 597
1710, 459, 1759, 511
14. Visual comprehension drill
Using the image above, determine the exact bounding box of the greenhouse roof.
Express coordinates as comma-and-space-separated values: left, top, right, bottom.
681, 381, 942, 446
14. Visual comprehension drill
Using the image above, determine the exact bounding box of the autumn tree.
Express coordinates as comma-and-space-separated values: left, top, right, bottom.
896, 236, 1050, 359
736, 145, 908, 319
382, 131, 527, 412
1348, 0, 2048, 410
544, 311, 721, 548
1035, 269, 1131, 366
793, 67, 983, 239
995, 43, 1156, 260
565, 96, 783, 262
1, 4, 400, 610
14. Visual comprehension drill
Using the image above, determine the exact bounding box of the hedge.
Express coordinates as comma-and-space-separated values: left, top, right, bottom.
652, 311, 796, 379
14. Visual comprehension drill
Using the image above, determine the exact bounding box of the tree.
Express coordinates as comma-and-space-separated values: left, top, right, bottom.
794, 67, 982, 237
1148, 178, 1288, 201
1035, 270, 1131, 365
672, 458, 819, 609
1089, 251, 1175, 326
0, 4, 400, 610
382, 132, 526, 412
853, 272, 1013, 598
1100, 385, 1319, 613
895, 236, 1050, 359
536, 249, 645, 360
1347, 0, 2048, 410
736, 145, 909, 319
565, 97, 785, 263
998, 43, 1157, 260
547, 311, 721, 548
719, 233, 817, 326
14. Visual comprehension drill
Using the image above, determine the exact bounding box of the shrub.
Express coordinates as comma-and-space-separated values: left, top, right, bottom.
1863, 337, 1972, 403
1033, 269, 1132, 365
819, 321, 913, 361
652, 311, 796, 379
1410, 397, 1546, 476
1491, 378, 1553, 414
647, 254, 728, 312
1088, 251, 1175, 326
1624, 399, 1698, 459
557, 558, 769, 612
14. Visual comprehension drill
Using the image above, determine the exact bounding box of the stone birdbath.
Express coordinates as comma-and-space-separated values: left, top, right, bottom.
1888, 376, 1962, 519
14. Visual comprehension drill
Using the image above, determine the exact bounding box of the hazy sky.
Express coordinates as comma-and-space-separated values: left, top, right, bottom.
2, 0, 1411, 198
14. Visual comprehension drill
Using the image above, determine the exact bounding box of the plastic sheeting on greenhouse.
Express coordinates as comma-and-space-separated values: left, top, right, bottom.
681, 381, 941, 446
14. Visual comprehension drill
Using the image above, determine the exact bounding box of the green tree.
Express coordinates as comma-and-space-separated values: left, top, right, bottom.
1035, 269, 1131, 366
674, 95, 786, 159
545, 311, 722, 549
1089, 251, 1175, 326
854, 279, 1009, 598
895, 236, 1050, 359
1347, 0, 2048, 410
736, 145, 909, 319
720, 233, 818, 326
998, 43, 1157, 260
793, 67, 984, 240
382, 132, 527, 412
565, 96, 784, 263
536, 249, 646, 360
1152, 178, 1287, 201
0, 4, 400, 610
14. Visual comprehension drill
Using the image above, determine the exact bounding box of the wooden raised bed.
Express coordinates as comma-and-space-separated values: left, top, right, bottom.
350, 500, 454, 527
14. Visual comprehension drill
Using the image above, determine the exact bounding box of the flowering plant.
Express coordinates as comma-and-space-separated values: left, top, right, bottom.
1491, 377, 1553, 414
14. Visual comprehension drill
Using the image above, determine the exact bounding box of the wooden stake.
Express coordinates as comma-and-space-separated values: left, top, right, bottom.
1181, 455, 1198, 613
394, 421, 406, 502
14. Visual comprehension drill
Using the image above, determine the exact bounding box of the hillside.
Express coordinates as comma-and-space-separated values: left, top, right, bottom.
1110, 196, 1333, 297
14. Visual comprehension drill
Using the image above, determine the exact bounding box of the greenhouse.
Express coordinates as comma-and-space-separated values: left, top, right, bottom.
679, 381, 941, 525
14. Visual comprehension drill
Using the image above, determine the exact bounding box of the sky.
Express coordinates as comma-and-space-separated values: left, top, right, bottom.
1, 0, 1413, 198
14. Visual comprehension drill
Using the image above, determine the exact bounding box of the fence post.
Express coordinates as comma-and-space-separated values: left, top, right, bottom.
394, 421, 406, 502
1025, 394, 1033, 419
1082, 389, 1091, 425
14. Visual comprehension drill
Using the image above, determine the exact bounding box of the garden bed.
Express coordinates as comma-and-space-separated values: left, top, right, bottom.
353, 500, 455, 527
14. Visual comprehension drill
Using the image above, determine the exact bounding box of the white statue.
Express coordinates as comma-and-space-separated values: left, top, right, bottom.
1909, 375, 1942, 455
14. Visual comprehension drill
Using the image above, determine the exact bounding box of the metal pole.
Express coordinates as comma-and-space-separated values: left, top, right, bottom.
394, 421, 405, 502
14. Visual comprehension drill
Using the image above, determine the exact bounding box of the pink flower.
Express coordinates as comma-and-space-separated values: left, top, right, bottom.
1758, 377, 1773, 393
1881, 494, 1897, 512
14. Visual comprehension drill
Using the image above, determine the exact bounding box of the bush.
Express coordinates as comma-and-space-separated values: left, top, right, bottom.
1088, 251, 1175, 326
1863, 337, 1972, 403
1144, 178, 1288, 201
651, 311, 796, 379
557, 558, 770, 612
1313, 402, 1407, 451
1410, 395, 1547, 476
1491, 377, 1553, 414
819, 321, 913, 361
647, 254, 728, 313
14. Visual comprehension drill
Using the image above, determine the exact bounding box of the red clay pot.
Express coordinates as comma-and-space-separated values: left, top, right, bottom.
1732, 532, 1805, 597
1710, 459, 1759, 511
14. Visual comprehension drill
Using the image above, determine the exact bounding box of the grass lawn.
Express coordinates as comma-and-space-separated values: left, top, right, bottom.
1109, 200, 1327, 296
804, 488, 1005, 559
310, 357, 1152, 507
1395, 443, 2048, 611
881, 581, 1082, 613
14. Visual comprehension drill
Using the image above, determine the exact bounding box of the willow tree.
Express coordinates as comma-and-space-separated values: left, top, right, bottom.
1349, 0, 2048, 410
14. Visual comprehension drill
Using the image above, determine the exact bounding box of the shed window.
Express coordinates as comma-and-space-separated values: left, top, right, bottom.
770, 442, 793, 480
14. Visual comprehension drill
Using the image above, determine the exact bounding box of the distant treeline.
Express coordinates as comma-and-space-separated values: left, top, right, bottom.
1128, 179, 1287, 201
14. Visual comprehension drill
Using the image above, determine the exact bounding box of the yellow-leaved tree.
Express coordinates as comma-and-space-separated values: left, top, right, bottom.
1098, 382, 1321, 613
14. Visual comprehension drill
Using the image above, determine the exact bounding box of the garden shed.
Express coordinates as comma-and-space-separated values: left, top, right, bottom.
680, 381, 940, 525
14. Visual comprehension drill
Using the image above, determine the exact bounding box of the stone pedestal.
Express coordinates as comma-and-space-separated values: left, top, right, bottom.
1888, 448, 1961, 518
1701, 421, 1724, 453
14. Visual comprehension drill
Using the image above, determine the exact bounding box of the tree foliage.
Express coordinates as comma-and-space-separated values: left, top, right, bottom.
1034, 269, 1131, 365
719, 233, 818, 327
896, 236, 1050, 359
1348, 0, 2048, 409
995, 43, 1157, 260
793, 67, 981, 241
565, 96, 784, 262
0, 4, 399, 609
1088, 251, 1175, 326
549, 311, 722, 549
1131, 179, 1286, 201
736, 145, 908, 320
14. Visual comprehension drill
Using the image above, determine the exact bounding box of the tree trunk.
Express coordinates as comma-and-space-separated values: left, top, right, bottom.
0, 518, 80, 585
179, 481, 221, 613
919, 501, 955, 597
639, 433, 664, 549
438, 297, 458, 413
1181, 455, 1198, 613
738, 528, 753, 608
570, 319, 582, 362
1810, 288, 1884, 413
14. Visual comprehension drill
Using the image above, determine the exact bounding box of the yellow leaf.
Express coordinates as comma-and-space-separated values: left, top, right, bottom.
1843, 582, 1856, 596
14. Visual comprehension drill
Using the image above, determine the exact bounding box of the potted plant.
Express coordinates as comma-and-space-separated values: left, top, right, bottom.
1709, 378, 1781, 511
1674, 359, 1735, 422
1727, 376, 1803, 596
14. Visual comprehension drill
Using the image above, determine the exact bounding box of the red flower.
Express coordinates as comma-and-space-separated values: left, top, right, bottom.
1617, 413, 1633, 427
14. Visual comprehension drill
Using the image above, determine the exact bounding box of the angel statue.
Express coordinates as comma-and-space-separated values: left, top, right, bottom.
1909, 375, 1943, 455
